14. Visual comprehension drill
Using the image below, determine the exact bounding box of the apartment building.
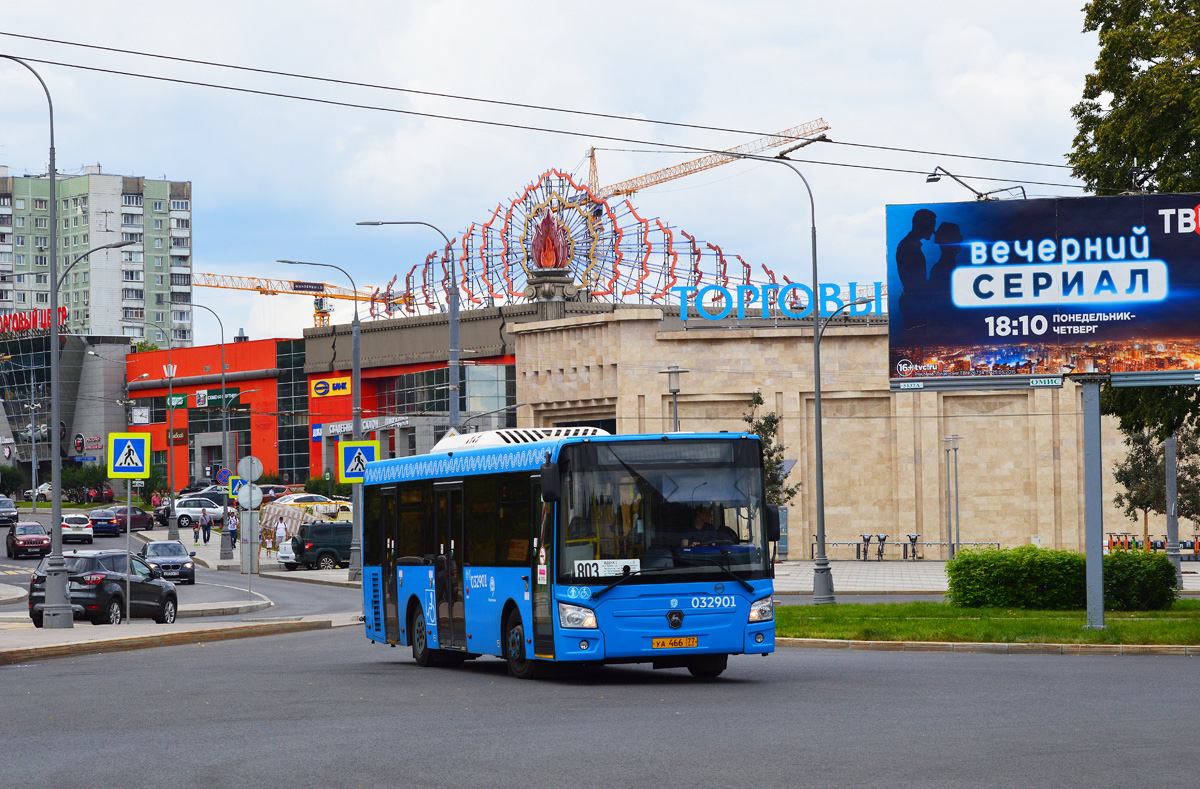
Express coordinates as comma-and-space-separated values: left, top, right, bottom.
0, 165, 193, 345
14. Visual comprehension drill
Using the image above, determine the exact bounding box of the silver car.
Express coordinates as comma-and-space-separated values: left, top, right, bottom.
172, 497, 224, 529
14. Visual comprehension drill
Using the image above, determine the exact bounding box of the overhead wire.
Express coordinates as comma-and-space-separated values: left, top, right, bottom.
0, 30, 1075, 171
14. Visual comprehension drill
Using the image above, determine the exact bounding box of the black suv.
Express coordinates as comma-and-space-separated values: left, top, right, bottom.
292, 521, 352, 570
27, 550, 179, 627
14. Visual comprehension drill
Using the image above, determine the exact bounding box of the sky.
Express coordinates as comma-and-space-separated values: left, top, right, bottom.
0, 1, 1100, 346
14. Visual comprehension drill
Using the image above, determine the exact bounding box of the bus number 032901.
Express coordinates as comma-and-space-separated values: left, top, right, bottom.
692, 596, 737, 609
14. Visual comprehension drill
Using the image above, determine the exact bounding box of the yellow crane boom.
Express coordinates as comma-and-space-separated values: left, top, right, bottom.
193, 273, 404, 326
590, 118, 830, 198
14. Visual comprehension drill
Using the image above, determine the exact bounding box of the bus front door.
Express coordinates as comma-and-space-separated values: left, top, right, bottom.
434, 483, 467, 651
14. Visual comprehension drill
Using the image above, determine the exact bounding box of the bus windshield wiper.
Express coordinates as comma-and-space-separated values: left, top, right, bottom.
591, 565, 677, 599
676, 555, 755, 593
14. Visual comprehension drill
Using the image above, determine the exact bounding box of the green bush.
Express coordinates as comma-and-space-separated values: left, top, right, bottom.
947, 545, 1179, 611
303, 475, 351, 498
1104, 550, 1179, 611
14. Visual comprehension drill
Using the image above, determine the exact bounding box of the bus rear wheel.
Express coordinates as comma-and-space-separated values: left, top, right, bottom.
410, 608, 436, 667
504, 609, 540, 679
687, 654, 728, 679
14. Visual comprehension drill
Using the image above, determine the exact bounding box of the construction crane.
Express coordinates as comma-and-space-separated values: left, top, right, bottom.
193, 273, 409, 327
587, 118, 830, 199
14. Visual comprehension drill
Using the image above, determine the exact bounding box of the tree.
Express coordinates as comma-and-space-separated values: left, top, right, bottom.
133, 340, 159, 353
1112, 427, 1200, 539
0, 465, 25, 498
1068, 0, 1200, 195
1070, 2, 1200, 436
742, 391, 800, 506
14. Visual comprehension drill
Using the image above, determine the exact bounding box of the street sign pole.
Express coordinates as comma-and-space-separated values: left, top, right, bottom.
125, 480, 132, 624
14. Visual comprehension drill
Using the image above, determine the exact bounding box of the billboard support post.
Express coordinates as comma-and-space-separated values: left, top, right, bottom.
1165, 433, 1182, 587
1079, 377, 1106, 630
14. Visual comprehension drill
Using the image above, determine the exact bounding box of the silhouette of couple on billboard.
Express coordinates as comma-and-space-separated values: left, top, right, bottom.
896, 208, 962, 334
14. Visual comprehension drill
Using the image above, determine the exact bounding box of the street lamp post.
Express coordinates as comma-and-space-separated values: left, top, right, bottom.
280, 259, 363, 579
356, 221, 459, 430
140, 321, 179, 540
189, 303, 230, 558
25, 402, 41, 513
0, 54, 73, 626
724, 144, 836, 604
657, 365, 689, 431
941, 435, 962, 558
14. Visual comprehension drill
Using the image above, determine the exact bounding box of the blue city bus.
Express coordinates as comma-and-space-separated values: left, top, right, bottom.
361, 428, 779, 679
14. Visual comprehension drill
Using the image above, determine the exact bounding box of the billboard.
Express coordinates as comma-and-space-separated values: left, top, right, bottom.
887, 194, 1200, 391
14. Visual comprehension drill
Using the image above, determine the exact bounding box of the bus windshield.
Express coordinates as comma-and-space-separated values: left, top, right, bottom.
557, 438, 769, 586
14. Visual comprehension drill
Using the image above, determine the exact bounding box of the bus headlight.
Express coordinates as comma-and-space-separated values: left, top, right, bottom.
558, 602, 597, 629
748, 596, 774, 623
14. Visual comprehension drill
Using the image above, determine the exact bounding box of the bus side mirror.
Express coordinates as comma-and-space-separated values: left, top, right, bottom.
765, 505, 781, 542
540, 461, 561, 503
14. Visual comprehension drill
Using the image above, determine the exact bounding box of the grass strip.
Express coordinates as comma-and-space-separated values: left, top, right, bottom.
775, 600, 1200, 645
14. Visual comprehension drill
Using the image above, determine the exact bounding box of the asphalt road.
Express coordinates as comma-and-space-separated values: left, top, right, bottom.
1, 629, 1194, 788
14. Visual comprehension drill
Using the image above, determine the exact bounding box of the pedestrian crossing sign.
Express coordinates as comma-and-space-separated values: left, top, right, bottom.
339, 439, 379, 483
108, 433, 151, 479
229, 476, 244, 496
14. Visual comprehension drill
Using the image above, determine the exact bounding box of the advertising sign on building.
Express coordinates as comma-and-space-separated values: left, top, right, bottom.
167, 393, 188, 408
310, 377, 352, 398
888, 194, 1200, 391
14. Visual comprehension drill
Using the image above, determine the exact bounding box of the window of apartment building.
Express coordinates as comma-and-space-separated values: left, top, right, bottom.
80, 196, 88, 209
14, 236, 24, 247
122, 213, 143, 227
14, 255, 23, 266
83, 308, 89, 320
171, 309, 191, 322
0, 290, 10, 300
154, 256, 164, 267
82, 233, 88, 245
14, 275, 24, 284
62, 218, 69, 229
171, 217, 191, 229
0, 216, 9, 229
34, 236, 48, 247
154, 312, 165, 323
122, 251, 143, 263
82, 272, 88, 283
153, 219, 163, 230
154, 238, 163, 249
172, 329, 191, 341
16, 293, 25, 304
0, 252, 11, 264
170, 200, 189, 211
169, 236, 189, 248
122, 233, 144, 243
155, 275, 164, 285
123, 326, 145, 338
34, 217, 48, 229
33, 199, 47, 210
122, 270, 144, 282
73, 292, 78, 303
0, 196, 9, 206
14, 199, 24, 209
155, 294, 164, 304
169, 291, 190, 304
122, 288, 144, 300
170, 273, 191, 286
34, 256, 47, 267
155, 330, 163, 341
62, 198, 69, 210
0, 234, 8, 244
35, 292, 47, 304
122, 194, 143, 207
170, 256, 188, 267
72, 216, 79, 227
123, 307, 144, 320
34, 274, 47, 285
149, 200, 162, 211
14, 217, 23, 228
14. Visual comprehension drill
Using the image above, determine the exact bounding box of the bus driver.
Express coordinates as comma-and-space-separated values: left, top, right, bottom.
683, 505, 719, 547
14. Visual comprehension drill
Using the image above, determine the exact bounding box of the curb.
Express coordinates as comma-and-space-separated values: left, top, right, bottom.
773, 590, 946, 596
776, 637, 1200, 656
179, 600, 272, 618
0, 583, 28, 604
0, 619, 333, 665
258, 572, 360, 589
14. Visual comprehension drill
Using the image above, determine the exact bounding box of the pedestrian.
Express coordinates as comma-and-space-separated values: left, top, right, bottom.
274, 516, 288, 562
192, 513, 200, 546
199, 508, 213, 545
227, 509, 239, 551
150, 491, 161, 509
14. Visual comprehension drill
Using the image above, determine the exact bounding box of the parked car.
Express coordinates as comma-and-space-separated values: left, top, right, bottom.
178, 479, 213, 497
276, 493, 351, 520
193, 486, 236, 508
62, 513, 94, 544
277, 535, 298, 570
23, 482, 53, 502
88, 509, 121, 537
27, 549, 178, 627
0, 496, 19, 526
109, 505, 154, 532
292, 520, 352, 570
138, 540, 197, 585
86, 485, 115, 504
6, 522, 50, 558
173, 497, 224, 529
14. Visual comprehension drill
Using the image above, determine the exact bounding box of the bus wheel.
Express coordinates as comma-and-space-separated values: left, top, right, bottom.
687, 654, 728, 679
410, 608, 436, 667
504, 609, 539, 679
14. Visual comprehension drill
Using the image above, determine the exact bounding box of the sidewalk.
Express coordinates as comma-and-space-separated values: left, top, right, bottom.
163, 527, 360, 588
